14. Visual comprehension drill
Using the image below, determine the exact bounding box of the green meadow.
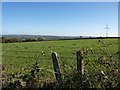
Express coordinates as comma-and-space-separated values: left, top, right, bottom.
2, 38, 118, 72
2, 38, 119, 88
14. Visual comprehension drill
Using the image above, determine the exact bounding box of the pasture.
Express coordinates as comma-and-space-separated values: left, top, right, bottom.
2, 38, 119, 88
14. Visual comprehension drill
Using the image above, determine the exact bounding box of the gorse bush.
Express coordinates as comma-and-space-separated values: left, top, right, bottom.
2, 39, 119, 89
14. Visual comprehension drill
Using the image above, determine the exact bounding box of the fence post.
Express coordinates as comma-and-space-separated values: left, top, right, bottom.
52, 52, 62, 82
76, 51, 83, 75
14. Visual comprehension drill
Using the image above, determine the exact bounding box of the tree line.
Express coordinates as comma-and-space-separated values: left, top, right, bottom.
0, 37, 45, 43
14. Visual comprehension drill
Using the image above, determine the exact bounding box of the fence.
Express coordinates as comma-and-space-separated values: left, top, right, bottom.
51, 51, 83, 82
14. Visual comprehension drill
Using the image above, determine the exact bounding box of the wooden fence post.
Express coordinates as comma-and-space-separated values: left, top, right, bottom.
76, 51, 83, 75
52, 52, 62, 82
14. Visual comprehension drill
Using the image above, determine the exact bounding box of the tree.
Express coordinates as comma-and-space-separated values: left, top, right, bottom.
1, 37, 8, 43
37, 37, 44, 41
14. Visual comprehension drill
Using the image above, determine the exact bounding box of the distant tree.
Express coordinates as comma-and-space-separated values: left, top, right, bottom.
0, 37, 2, 43
37, 37, 44, 41
2, 37, 8, 43
89, 37, 92, 39
23, 38, 37, 42
1, 37, 22, 43
80, 36, 82, 38
9, 38, 21, 43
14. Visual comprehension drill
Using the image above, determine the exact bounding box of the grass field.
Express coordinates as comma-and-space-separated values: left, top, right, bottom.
2, 38, 119, 88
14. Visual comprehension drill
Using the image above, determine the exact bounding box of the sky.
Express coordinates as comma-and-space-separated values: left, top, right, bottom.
2, 2, 118, 37
2, 0, 120, 2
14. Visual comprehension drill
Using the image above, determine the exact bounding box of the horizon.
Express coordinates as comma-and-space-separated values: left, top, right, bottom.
2, 2, 118, 37
1, 34, 119, 38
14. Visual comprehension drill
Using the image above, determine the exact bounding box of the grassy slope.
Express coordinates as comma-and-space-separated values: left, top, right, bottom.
2, 38, 118, 80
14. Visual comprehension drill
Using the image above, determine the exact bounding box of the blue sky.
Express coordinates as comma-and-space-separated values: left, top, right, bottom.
2, 2, 118, 37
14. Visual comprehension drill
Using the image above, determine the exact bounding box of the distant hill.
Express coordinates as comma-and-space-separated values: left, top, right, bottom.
1, 34, 92, 40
